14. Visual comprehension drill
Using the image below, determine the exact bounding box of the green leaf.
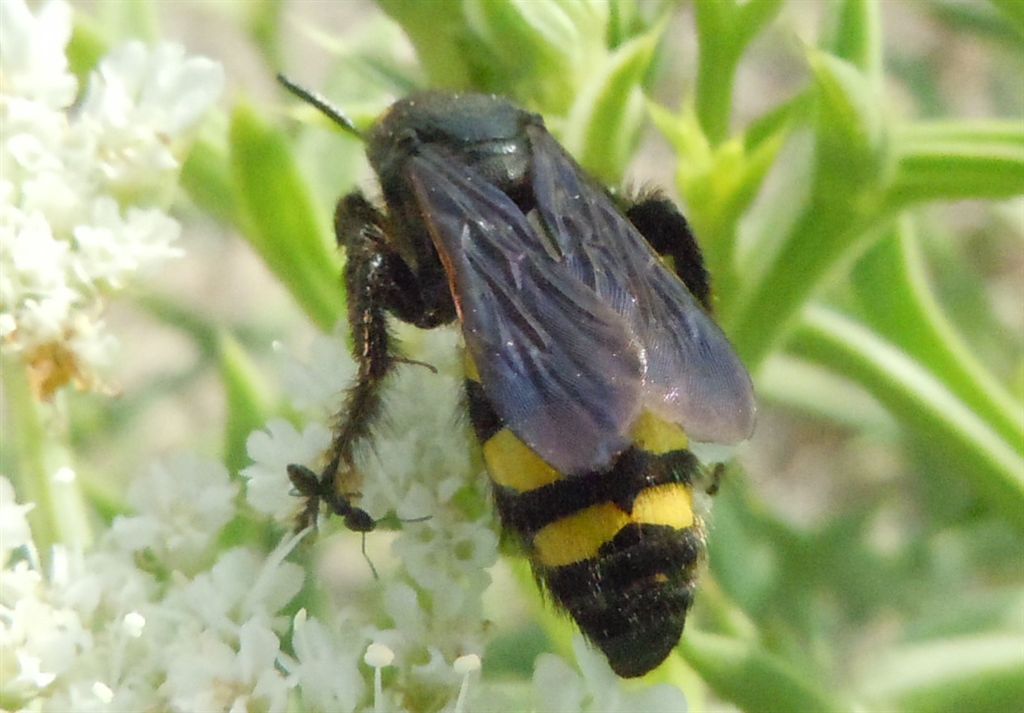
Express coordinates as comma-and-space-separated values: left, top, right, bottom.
887, 121, 1024, 207
933, 0, 1024, 50
679, 630, 851, 713
3, 360, 93, 561
989, 0, 1024, 36
808, 50, 889, 193
694, 0, 784, 145
375, 0, 471, 88
228, 101, 345, 331
181, 135, 236, 224
727, 51, 891, 366
563, 20, 664, 183
758, 354, 896, 432
652, 99, 789, 313
861, 633, 1024, 713
245, 0, 284, 68
826, 0, 882, 84
790, 307, 1024, 533
851, 221, 1023, 452
95, 0, 157, 42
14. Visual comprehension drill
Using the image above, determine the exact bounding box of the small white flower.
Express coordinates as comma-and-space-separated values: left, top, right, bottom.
12, 649, 58, 689
0, 0, 77, 108
162, 618, 291, 713
0, 0, 223, 398
279, 330, 356, 414
108, 454, 237, 571
280, 609, 366, 713
242, 419, 332, 522
533, 637, 688, 713
0, 476, 35, 563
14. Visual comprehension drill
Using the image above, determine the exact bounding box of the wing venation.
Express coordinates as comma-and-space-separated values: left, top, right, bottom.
407, 148, 645, 474
528, 128, 756, 444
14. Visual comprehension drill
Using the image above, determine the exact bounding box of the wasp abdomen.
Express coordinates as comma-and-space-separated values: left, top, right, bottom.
465, 363, 706, 678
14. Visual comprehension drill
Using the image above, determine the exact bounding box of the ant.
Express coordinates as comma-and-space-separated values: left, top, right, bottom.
287, 464, 429, 579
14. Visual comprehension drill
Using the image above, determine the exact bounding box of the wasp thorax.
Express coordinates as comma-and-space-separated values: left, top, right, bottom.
368, 92, 535, 197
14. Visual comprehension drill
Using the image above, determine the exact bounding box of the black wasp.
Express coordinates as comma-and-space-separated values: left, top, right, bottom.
279, 75, 755, 678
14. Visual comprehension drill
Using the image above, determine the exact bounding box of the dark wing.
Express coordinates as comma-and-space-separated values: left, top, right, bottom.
406, 146, 645, 474
527, 127, 755, 444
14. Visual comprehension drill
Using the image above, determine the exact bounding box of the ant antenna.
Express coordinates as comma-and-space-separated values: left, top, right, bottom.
352, 506, 432, 577
276, 73, 364, 141
286, 463, 431, 580
395, 356, 438, 374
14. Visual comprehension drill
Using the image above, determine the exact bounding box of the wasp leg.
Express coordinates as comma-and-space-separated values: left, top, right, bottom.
624, 193, 713, 313
293, 192, 455, 532
291, 193, 408, 531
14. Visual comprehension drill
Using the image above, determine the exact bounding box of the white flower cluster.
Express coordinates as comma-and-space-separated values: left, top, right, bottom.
244, 325, 498, 710
242, 325, 689, 711
0, 0, 223, 398
2, 323, 688, 711
1, 457, 303, 712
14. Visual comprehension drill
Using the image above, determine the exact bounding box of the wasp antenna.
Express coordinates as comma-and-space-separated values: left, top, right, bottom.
277, 73, 364, 141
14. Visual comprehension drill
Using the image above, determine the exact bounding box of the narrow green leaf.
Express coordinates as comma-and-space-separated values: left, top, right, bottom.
852, 221, 1023, 451
887, 122, 1024, 207
246, 0, 284, 68
218, 333, 275, 475
734, 0, 786, 51
791, 307, 1024, 533
743, 91, 813, 150
861, 633, 1024, 713
563, 20, 664, 183
181, 136, 236, 224
3, 361, 93, 561
727, 52, 890, 365
679, 630, 851, 713
989, 0, 1024, 36
932, 0, 1024, 49
96, 0, 157, 42
375, 0, 471, 88
808, 50, 889, 191
827, 0, 883, 85
758, 354, 896, 433
228, 101, 345, 331
694, 0, 784, 144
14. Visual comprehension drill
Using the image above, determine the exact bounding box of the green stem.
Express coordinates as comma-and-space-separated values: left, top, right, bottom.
727, 202, 887, 368
694, 0, 739, 146
4, 360, 92, 560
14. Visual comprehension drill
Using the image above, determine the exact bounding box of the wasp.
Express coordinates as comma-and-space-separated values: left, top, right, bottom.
278, 75, 755, 678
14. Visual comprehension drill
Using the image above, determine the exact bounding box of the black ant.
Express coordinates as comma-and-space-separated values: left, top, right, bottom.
287, 464, 429, 579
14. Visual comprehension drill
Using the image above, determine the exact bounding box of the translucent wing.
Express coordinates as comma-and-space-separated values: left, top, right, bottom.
406, 146, 645, 474
527, 127, 755, 444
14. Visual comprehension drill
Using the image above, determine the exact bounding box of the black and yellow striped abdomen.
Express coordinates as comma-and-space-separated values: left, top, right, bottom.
465, 362, 706, 678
